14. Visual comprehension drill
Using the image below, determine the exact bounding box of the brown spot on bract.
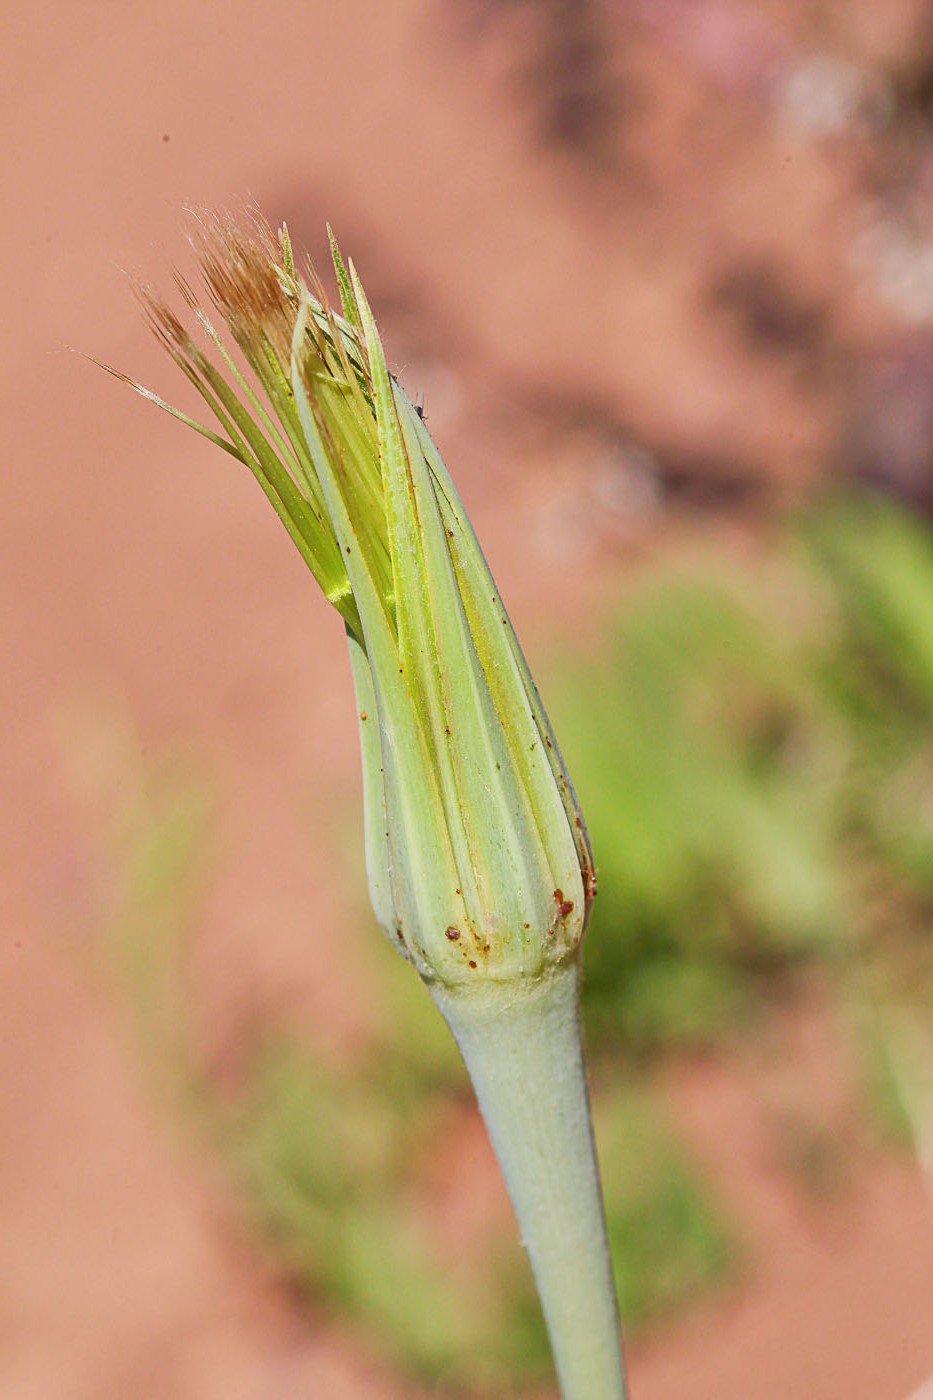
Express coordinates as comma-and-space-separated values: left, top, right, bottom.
554, 887, 574, 917
468, 960, 477, 969
445, 926, 460, 941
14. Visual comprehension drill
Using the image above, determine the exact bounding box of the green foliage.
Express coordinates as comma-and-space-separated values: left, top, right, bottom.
803, 500, 933, 893
220, 1041, 479, 1382
805, 496, 933, 720
553, 492, 932, 1114
560, 567, 842, 1051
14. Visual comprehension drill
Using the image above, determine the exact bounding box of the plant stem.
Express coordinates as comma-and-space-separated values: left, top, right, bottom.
429, 960, 628, 1400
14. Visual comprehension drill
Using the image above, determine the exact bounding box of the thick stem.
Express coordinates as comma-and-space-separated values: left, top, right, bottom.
428, 960, 628, 1400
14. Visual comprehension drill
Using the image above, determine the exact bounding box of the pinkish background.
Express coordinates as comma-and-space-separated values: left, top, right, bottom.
2, 2, 932, 1397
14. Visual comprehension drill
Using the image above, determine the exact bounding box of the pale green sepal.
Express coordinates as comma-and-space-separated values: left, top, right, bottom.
394, 388, 573, 972
345, 625, 398, 948
290, 306, 471, 983
410, 403, 596, 918
352, 270, 564, 977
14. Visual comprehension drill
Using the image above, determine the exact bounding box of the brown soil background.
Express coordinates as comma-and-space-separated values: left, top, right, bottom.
2, 1, 932, 1396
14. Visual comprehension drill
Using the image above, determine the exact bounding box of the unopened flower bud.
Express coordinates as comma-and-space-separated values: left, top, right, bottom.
116, 213, 595, 991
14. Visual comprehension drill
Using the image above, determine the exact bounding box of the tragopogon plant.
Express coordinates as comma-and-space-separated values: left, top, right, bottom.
110, 213, 628, 1399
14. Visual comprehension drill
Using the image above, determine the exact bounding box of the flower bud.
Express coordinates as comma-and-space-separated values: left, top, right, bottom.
118, 214, 595, 988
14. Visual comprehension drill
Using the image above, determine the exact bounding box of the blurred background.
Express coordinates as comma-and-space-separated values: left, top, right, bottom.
3, 1, 933, 1396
